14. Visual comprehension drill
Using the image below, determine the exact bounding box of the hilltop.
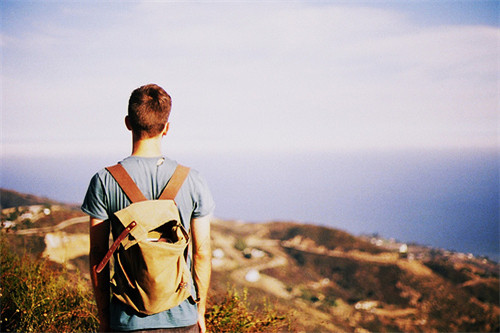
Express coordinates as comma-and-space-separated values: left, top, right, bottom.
0, 188, 77, 210
1, 193, 499, 332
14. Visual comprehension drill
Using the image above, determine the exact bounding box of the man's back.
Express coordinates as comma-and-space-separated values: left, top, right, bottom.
82, 155, 215, 331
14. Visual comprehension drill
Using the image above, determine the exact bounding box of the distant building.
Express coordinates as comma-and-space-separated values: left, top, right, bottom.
399, 243, 408, 258
211, 248, 225, 268
355, 300, 379, 311
245, 269, 260, 282
212, 248, 225, 259
2, 221, 15, 229
20, 212, 33, 220
251, 248, 265, 258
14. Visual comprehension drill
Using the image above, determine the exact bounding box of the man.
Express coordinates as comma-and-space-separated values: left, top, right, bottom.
82, 84, 215, 332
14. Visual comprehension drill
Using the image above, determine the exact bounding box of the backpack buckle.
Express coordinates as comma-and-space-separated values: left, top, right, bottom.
177, 281, 188, 292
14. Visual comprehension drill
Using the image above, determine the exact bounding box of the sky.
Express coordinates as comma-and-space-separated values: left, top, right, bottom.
1, 1, 499, 158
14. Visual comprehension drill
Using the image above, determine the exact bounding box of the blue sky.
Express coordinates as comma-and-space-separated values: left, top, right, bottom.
1, 1, 499, 157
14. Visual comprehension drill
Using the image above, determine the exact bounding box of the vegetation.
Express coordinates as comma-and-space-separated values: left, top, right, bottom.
0, 188, 59, 209
267, 221, 383, 254
0, 236, 99, 332
0, 236, 289, 332
206, 288, 290, 332
234, 237, 247, 251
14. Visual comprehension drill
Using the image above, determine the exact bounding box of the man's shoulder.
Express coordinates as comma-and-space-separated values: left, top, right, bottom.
96, 155, 210, 191
119, 156, 178, 172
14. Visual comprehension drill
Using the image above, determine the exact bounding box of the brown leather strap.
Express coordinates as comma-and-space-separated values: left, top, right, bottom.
158, 165, 190, 200
106, 164, 147, 203
95, 221, 137, 274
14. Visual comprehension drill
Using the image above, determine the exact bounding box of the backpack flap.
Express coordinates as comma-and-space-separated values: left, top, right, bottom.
114, 200, 188, 250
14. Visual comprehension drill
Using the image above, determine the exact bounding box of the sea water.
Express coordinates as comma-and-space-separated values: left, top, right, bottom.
2, 148, 498, 261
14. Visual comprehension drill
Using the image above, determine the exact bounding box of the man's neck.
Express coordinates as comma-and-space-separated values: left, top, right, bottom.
131, 135, 163, 157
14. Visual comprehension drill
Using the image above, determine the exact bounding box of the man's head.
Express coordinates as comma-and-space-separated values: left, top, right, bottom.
127, 84, 172, 139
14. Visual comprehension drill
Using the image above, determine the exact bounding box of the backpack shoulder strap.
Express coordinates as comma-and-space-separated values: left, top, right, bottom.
106, 164, 147, 203
158, 164, 190, 200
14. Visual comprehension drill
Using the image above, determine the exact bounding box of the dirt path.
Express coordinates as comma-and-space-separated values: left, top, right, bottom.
211, 227, 293, 299
15, 216, 88, 235
282, 235, 434, 277
230, 237, 292, 299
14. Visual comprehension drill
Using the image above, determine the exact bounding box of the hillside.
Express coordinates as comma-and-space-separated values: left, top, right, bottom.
209, 219, 499, 332
0, 188, 76, 210
1, 199, 499, 332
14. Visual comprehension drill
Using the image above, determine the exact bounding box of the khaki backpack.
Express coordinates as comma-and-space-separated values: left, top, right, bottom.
92, 163, 197, 315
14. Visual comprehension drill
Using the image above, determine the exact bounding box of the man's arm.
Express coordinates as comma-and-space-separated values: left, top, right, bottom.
89, 217, 111, 333
191, 215, 212, 333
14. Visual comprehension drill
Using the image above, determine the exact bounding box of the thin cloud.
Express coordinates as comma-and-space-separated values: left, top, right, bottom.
1, 2, 498, 157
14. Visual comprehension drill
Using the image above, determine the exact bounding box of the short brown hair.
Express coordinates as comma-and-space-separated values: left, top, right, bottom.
128, 84, 172, 138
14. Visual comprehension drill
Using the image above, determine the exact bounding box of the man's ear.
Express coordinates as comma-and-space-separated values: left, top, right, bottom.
162, 122, 170, 136
125, 116, 132, 131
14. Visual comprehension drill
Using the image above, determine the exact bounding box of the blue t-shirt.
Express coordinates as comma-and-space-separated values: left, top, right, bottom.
81, 156, 215, 331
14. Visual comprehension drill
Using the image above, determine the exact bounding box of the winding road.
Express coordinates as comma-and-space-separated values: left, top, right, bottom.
15, 216, 89, 235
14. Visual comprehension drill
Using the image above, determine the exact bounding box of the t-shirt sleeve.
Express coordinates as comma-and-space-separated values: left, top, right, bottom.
189, 169, 215, 219
81, 172, 109, 220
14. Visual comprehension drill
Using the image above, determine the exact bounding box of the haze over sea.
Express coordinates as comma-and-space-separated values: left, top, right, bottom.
2, 148, 498, 262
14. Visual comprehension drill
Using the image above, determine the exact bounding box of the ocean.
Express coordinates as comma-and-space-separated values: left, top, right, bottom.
2, 148, 498, 261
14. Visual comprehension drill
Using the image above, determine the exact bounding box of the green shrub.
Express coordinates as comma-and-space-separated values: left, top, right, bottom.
234, 238, 247, 251
0, 238, 98, 332
206, 288, 290, 332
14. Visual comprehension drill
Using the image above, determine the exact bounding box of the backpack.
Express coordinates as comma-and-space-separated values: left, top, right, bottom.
92, 163, 197, 315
